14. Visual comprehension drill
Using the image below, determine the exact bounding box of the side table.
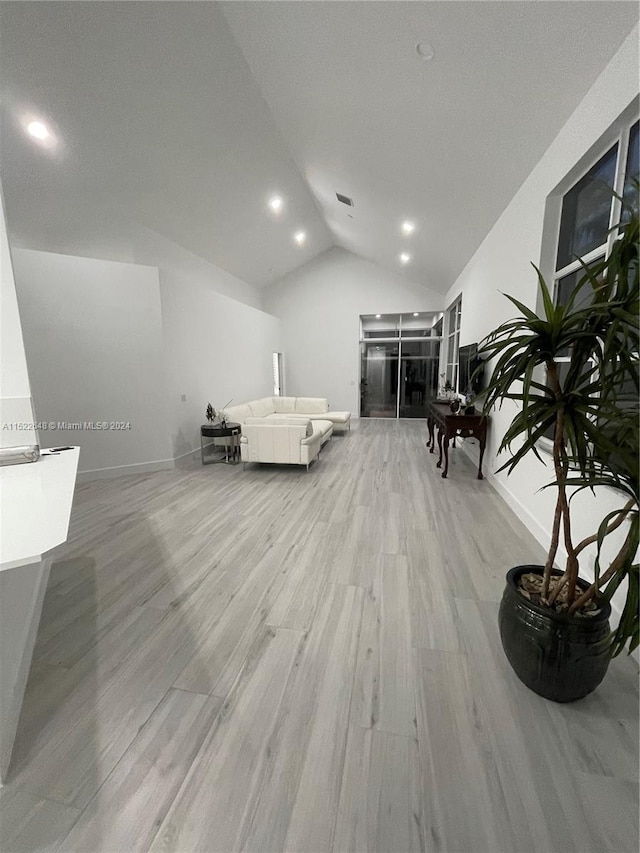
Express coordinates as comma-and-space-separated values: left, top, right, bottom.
200, 422, 241, 465
426, 402, 488, 480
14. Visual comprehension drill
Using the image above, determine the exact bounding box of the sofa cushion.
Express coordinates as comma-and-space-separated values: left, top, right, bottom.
272, 396, 296, 414
295, 397, 329, 414
223, 403, 253, 425
311, 419, 333, 444
325, 411, 351, 424
248, 397, 276, 418
245, 415, 313, 437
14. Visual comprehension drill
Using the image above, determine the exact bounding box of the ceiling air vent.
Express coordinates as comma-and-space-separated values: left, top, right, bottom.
336, 192, 354, 207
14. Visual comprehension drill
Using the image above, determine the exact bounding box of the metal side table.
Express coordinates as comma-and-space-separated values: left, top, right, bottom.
200, 422, 241, 465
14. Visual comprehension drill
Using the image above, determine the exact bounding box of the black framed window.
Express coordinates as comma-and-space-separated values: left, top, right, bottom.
621, 119, 639, 223
445, 297, 462, 390
544, 116, 639, 442
556, 144, 618, 270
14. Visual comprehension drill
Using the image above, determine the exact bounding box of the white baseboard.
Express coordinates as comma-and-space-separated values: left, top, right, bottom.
76, 457, 175, 482
173, 445, 200, 462
485, 465, 551, 554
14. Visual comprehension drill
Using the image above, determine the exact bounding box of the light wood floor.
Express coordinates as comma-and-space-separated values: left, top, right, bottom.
1, 419, 638, 853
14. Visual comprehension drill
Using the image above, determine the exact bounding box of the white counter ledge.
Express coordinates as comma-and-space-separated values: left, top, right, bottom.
0, 446, 79, 782
0, 446, 79, 570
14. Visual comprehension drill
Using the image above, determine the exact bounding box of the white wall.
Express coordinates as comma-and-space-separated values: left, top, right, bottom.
159, 271, 281, 459
132, 224, 264, 311
133, 225, 279, 459
444, 28, 639, 594
263, 247, 443, 413
0, 185, 36, 449
12, 249, 173, 476
10, 233, 280, 471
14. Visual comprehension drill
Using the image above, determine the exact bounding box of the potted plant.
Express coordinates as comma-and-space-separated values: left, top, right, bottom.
478, 197, 638, 701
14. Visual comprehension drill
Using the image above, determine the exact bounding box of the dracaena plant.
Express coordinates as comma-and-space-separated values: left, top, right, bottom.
478, 192, 639, 655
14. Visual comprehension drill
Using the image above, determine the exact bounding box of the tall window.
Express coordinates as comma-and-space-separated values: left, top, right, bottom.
544, 117, 639, 439
445, 296, 462, 390
272, 352, 284, 396
554, 118, 638, 306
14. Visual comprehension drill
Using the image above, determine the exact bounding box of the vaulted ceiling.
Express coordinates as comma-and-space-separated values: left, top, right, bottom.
1, 2, 637, 293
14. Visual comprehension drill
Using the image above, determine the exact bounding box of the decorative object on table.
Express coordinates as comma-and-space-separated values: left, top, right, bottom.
437, 374, 456, 402
449, 398, 461, 414
219, 399, 233, 428
205, 400, 234, 427
478, 189, 638, 701
462, 385, 477, 415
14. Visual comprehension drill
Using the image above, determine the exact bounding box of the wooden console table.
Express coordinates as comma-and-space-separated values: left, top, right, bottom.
426, 402, 488, 480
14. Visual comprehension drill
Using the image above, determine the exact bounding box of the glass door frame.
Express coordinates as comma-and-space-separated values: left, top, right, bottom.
359, 339, 400, 419
359, 314, 443, 419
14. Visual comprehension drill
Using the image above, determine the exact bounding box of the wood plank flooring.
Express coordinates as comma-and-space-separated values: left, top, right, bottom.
1, 419, 638, 853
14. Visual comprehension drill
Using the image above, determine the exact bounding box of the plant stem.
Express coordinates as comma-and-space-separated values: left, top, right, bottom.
568, 524, 636, 615
573, 500, 634, 557
545, 360, 579, 605
543, 492, 562, 598
547, 570, 569, 606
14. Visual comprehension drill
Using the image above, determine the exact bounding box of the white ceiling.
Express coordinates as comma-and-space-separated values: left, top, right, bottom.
1, 2, 637, 293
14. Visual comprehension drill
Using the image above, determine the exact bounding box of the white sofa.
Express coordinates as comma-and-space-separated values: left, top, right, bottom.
223, 397, 351, 470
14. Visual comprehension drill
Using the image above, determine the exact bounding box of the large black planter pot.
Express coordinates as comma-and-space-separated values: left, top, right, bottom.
499, 565, 612, 703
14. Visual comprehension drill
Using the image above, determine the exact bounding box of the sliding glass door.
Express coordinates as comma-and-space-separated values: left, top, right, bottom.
359, 313, 442, 419
360, 341, 399, 418
398, 340, 440, 418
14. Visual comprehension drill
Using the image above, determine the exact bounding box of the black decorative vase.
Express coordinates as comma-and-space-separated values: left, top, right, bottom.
499, 565, 612, 703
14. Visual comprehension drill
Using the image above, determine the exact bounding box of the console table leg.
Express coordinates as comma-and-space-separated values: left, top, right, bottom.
442, 433, 450, 478
477, 437, 486, 480
436, 425, 443, 469
426, 416, 435, 452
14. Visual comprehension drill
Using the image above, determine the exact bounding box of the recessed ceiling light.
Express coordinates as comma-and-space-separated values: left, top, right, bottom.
416, 42, 435, 61
294, 230, 306, 245
375, 314, 381, 319
413, 312, 419, 317
401, 220, 415, 235
268, 195, 283, 213
27, 120, 50, 140
400, 253, 412, 265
